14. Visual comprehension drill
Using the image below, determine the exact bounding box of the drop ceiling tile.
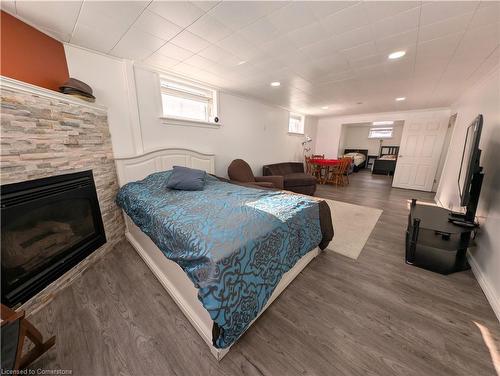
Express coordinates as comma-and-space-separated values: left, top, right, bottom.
110, 27, 166, 60
191, 1, 220, 12
16, 0, 83, 41
71, 1, 149, 52
1, 1, 17, 15
332, 26, 374, 51
320, 3, 370, 36
133, 10, 182, 41
169, 30, 210, 53
306, 1, 355, 20
298, 37, 339, 60
371, 7, 420, 40
259, 34, 297, 57
209, 1, 284, 30
197, 44, 239, 64
341, 41, 378, 61
216, 33, 260, 60
363, 1, 420, 23
469, 2, 500, 29
286, 22, 329, 49
418, 12, 473, 43
238, 17, 283, 45
266, 2, 318, 34
187, 13, 233, 43
348, 54, 387, 70
420, 1, 479, 26
375, 29, 418, 55
157, 42, 195, 61
148, 1, 205, 28
144, 53, 181, 69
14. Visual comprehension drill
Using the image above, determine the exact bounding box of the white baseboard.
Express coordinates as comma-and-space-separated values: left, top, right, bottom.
467, 252, 500, 322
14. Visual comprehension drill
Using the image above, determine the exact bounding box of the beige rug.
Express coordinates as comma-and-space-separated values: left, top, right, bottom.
324, 199, 383, 260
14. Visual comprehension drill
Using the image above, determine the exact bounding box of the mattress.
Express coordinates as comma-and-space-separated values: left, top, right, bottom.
116, 171, 330, 348
343, 152, 366, 166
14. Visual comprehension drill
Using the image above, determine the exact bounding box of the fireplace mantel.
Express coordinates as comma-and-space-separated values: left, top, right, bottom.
0, 75, 107, 112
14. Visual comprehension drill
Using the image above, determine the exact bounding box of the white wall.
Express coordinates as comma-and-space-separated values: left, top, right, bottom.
435, 68, 500, 320
340, 123, 404, 156
134, 66, 317, 177
316, 108, 450, 158
63, 44, 141, 157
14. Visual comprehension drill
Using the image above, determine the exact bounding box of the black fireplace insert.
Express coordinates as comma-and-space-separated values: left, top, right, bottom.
1, 170, 106, 307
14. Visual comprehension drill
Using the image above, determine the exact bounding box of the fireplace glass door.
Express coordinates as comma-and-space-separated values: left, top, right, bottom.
1, 171, 106, 307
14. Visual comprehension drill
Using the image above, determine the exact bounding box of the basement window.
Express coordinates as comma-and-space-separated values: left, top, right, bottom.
289, 113, 305, 134
368, 127, 393, 139
160, 76, 219, 127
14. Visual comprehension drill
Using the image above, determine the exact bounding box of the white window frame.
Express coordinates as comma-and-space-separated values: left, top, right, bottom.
159, 74, 220, 128
368, 127, 393, 139
288, 112, 305, 135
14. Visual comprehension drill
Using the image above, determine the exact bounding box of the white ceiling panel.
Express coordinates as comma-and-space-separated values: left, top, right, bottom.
418, 12, 474, 43
6, 1, 500, 116
420, 1, 479, 26
148, 1, 205, 28
169, 30, 210, 53
0, 1, 16, 15
320, 3, 371, 36
187, 13, 232, 43
133, 10, 182, 41
209, 1, 284, 30
71, 1, 149, 53
110, 26, 166, 60
363, 1, 420, 23
15, 1, 82, 41
266, 2, 318, 34
144, 53, 181, 70
157, 42, 194, 61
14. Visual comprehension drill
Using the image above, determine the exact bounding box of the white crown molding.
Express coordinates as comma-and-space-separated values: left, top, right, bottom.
0, 75, 107, 112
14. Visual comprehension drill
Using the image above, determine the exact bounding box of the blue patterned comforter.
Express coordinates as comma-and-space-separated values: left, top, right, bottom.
116, 171, 323, 348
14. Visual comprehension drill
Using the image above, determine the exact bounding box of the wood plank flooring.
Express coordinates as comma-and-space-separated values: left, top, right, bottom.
28, 171, 499, 375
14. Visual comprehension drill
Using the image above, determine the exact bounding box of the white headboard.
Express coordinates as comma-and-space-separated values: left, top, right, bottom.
114, 148, 215, 186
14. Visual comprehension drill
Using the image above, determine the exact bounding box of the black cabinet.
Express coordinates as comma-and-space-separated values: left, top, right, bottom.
405, 199, 474, 275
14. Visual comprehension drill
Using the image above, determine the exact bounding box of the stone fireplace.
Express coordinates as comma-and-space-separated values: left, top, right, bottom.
0, 78, 124, 313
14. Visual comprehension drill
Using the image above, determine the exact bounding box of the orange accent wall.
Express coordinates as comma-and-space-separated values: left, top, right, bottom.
1, 11, 69, 91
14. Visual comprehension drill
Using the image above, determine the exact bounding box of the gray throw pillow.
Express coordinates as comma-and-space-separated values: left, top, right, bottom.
166, 166, 206, 191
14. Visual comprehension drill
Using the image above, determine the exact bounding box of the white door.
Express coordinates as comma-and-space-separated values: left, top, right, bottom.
393, 113, 449, 191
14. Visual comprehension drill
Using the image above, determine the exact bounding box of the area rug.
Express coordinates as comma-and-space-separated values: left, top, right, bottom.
324, 199, 383, 260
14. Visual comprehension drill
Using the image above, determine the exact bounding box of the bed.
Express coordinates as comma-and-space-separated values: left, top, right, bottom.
372, 146, 399, 175
342, 149, 368, 172
114, 148, 333, 360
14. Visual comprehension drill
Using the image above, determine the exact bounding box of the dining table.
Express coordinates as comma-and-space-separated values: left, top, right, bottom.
310, 158, 341, 184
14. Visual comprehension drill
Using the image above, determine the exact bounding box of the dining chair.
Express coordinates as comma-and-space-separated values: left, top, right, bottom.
305, 156, 322, 182
311, 154, 325, 159
1, 304, 55, 371
325, 158, 352, 186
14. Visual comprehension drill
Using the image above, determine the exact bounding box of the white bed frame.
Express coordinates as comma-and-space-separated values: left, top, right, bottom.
115, 148, 320, 360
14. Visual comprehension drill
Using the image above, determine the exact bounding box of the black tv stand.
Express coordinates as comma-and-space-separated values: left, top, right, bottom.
405, 199, 476, 275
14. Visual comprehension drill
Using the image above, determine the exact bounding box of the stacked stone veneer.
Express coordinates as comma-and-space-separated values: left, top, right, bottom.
1, 87, 124, 315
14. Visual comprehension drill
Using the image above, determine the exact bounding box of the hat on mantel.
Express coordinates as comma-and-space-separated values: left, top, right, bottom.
59, 78, 96, 101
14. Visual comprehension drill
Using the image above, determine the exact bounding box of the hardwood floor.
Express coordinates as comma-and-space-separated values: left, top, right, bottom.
29, 171, 499, 375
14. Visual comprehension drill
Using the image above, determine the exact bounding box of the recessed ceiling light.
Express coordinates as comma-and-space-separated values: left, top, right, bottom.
321, 106, 329, 110
270, 81, 281, 87
373, 121, 394, 125
388, 51, 406, 59
395, 97, 406, 101
237, 60, 247, 65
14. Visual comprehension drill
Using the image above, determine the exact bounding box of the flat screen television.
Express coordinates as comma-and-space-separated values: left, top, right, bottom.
458, 114, 483, 207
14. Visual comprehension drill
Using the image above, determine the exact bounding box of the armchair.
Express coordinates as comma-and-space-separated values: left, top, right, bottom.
227, 159, 284, 189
